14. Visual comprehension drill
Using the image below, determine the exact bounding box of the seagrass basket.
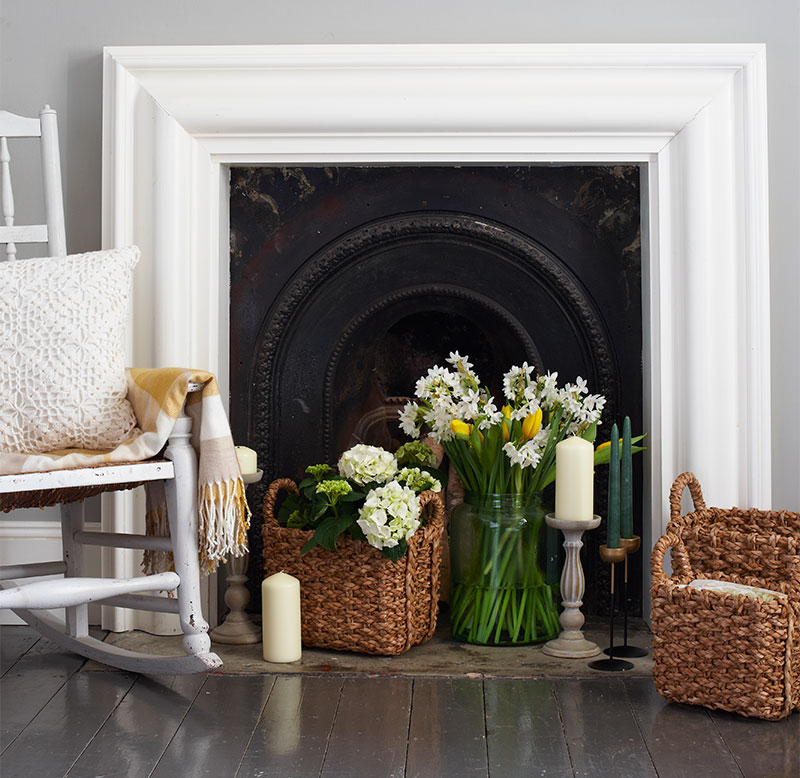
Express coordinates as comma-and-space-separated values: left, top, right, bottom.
262, 478, 445, 655
650, 472, 800, 720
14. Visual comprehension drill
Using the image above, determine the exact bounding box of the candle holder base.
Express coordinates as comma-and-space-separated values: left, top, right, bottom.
543, 635, 601, 658
603, 644, 648, 658
588, 656, 634, 672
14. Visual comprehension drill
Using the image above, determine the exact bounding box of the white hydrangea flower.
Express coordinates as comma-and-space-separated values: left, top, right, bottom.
337, 444, 398, 485
397, 466, 442, 493
357, 481, 422, 550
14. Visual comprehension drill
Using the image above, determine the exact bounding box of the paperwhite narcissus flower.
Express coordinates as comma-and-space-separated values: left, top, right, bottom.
337, 444, 397, 485
357, 481, 421, 550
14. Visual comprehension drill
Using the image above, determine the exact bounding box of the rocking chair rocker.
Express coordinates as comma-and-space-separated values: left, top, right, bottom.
0, 107, 222, 674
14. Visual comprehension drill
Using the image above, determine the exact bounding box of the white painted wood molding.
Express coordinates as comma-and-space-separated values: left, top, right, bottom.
102, 43, 771, 613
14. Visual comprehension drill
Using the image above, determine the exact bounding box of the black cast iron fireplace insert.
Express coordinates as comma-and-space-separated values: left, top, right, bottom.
229, 165, 643, 615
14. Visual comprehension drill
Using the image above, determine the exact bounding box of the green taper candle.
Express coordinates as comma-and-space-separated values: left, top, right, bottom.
607, 423, 621, 548
621, 416, 633, 539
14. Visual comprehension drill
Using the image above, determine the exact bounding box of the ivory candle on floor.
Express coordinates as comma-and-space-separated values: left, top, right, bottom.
554, 436, 594, 521
262, 572, 302, 663
235, 445, 258, 475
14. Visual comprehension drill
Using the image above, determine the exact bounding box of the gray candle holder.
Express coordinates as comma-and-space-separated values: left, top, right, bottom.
542, 513, 602, 659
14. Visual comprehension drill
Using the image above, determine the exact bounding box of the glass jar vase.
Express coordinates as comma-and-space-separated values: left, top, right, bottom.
449, 492, 560, 646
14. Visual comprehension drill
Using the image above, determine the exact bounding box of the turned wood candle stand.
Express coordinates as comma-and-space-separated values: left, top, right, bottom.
210, 469, 263, 645
542, 514, 602, 659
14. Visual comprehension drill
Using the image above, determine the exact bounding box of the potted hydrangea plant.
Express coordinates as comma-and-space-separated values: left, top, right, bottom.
262, 441, 447, 655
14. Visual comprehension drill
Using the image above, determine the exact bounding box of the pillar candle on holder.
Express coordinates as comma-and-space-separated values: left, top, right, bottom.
606, 424, 621, 548
235, 445, 258, 475
261, 572, 302, 663
554, 436, 594, 521
621, 416, 633, 539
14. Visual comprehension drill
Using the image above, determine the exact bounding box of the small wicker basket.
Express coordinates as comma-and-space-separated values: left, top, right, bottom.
650, 472, 799, 720
262, 478, 445, 655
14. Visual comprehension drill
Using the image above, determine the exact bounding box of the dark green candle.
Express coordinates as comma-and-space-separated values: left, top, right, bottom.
621, 416, 633, 539
607, 423, 620, 548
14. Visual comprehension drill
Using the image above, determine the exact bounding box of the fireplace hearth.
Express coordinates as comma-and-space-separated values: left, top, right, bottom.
230, 164, 643, 614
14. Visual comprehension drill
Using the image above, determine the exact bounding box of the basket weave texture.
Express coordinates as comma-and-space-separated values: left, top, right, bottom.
262, 478, 445, 655
650, 472, 799, 720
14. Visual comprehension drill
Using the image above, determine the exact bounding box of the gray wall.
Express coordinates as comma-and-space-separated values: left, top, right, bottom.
2, 0, 798, 509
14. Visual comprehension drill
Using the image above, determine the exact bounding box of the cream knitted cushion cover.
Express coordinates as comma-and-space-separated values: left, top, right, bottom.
0, 246, 140, 453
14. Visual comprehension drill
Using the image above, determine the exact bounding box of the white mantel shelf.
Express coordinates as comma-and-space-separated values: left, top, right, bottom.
101, 43, 770, 629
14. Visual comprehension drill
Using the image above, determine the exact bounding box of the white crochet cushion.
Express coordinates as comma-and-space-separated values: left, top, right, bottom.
0, 246, 140, 453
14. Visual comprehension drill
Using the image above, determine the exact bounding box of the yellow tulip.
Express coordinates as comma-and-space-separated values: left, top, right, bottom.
502, 404, 512, 419
450, 419, 472, 437
597, 437, 623, 451
522, 408, 543, 440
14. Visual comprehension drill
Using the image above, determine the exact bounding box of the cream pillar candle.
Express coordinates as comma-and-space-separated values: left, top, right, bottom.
554, 436, 594, 521
262, 572, 302, 663
235, 445, 258, 475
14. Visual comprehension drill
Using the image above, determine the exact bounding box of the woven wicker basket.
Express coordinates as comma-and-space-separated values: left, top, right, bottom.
262, 478, 445, 655
650, 472, 800, 720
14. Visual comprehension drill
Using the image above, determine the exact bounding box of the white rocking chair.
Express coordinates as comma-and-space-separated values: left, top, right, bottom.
0, 107, 221, 674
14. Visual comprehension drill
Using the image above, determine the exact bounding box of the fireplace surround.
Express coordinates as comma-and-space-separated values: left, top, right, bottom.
101, 43, 770, 631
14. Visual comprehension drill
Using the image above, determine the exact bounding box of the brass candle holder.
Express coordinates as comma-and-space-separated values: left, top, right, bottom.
604, 535, 648, 658
588, 543, 634, 671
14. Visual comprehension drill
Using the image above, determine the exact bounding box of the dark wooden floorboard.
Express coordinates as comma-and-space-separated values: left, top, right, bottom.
406, 677, 488, 778
710, 708, 800, 778
485, 678, 572, 778
0, 636, 86, 753
556, 677, 657, 778
0, 670, 135, 778
623, 677, 743, 778
321, 676, 412, 778
149, 674, 274, 778
0, 624, 40, 677
237, 675, 343, 778
64, 673, 206, 778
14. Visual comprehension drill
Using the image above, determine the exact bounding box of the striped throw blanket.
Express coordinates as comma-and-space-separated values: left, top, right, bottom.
0, 368, 250, 574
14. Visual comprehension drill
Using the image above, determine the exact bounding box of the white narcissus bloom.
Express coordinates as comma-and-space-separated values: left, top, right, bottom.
337, 444, 398, 485
357, 481, 422, 550
399, 401, 423, 439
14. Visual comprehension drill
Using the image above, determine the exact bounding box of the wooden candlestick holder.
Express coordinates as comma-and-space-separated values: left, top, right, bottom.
542, 514, 602, 659
589, 544, 634, 672
210, 469, 263, 645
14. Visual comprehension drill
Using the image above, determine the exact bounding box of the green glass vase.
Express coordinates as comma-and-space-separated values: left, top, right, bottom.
449, 492, 560, 646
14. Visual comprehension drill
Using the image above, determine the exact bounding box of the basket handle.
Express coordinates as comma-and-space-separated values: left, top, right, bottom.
263, 478, 299, 528
669, 472, 706, 523
650, 532, 694, 586
418, 489, 445, 531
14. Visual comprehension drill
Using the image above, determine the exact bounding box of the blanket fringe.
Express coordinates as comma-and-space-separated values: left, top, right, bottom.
198, 478, 251, 574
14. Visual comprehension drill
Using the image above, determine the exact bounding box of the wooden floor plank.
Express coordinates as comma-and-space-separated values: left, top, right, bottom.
623, 677, 743, 778
149, 674, 274, 778
710, 708, 800, 778
406, 677, 488, 778
237, 675, 343, 778
65, 673, 206, 778
0, 637, 86, 752
485, 678, 572, 778
556, 678, 656, 778
0, 670, 135, 778
0, 624, 40, 677
321, 676, 412, 778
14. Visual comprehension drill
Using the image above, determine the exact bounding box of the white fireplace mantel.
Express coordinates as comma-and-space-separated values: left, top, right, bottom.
101, 43, 770, 628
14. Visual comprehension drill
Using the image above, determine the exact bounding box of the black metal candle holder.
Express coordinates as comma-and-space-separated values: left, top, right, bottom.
589, 544, 634, 672
603, 535, 649, 658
